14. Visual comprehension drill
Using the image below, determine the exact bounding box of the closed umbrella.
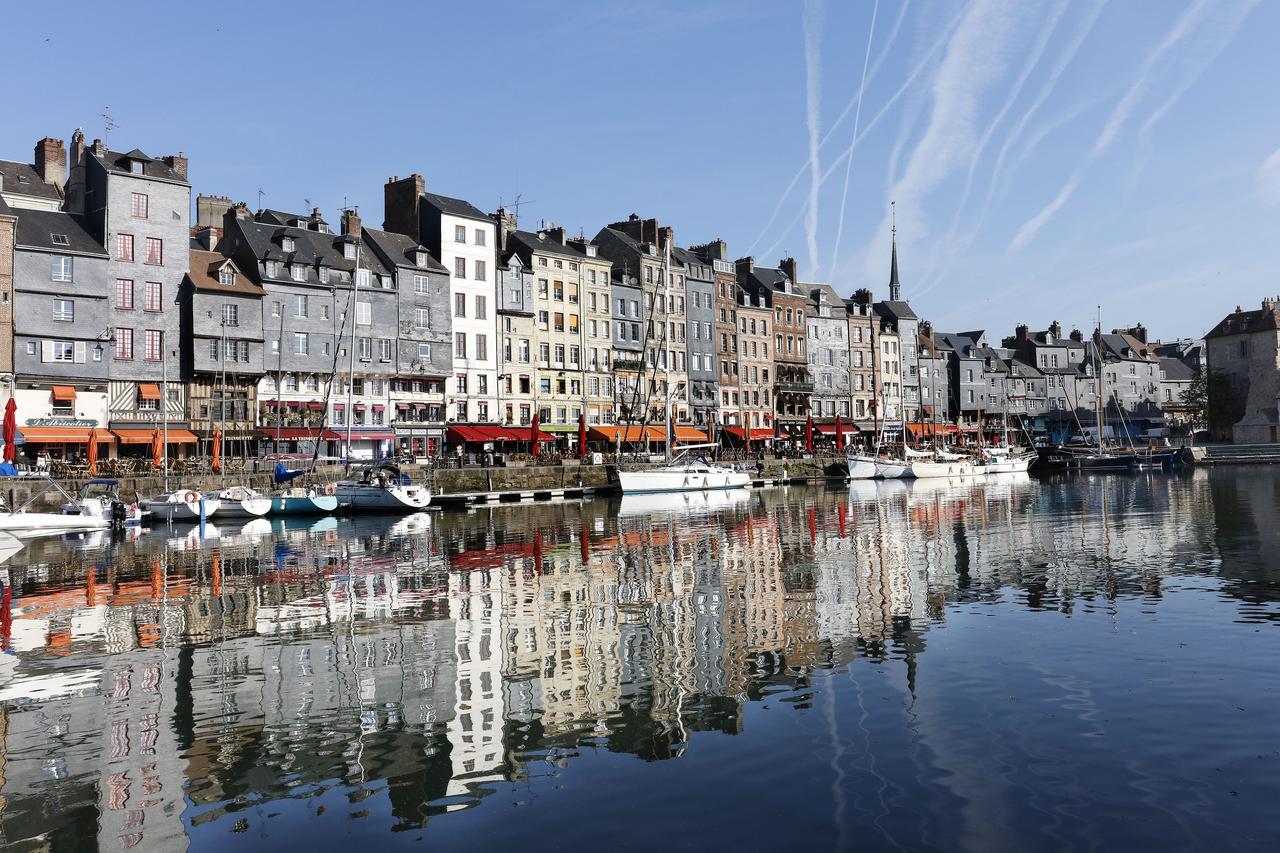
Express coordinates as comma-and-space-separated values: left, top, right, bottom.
577, 413, 587, 459
2, 397, 15, 463
211, 428, 222, 474
835, 414, 845, 451
87, 429, 101, 475
805, 415, 814, 453
151, 428, 163, 469
530, 411, 542, 460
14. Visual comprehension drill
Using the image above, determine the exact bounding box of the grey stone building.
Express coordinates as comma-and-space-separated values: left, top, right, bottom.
7, 206, 112, 454
806, 283, 851, 421
691, 240, 739, 427
66, 132, 192, 441
915, 324, 952, 435
933, 330, 986, 425
1098, 326, 1164, 434
875, 232, 920, 423
594, 225, 647, 423
363, 226, 452, 455
673, 246, 717, 426
494, 232, 537, 426
180, 246, 264, 452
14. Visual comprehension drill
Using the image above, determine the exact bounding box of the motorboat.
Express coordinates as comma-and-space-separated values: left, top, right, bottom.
211, 485, 272, 518
0, 480, 115, 536
906, 447, 979, 479
269, 485, 339, 515
141, 489, 221, 523
333, 464, 431, 511
982, 446, 1035, 474
617, 445, 751, 494
59, 478, 143, 526
845, 453, 878, 480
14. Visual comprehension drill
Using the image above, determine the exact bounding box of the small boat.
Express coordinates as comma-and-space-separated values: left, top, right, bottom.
874, 456, 910, 479
982, 446, 1035, 474
845, 454, 878, 480
0, 479, 114, 535
906, 447, 980, 479
212, 485, 272, 518
141, 489, 221, 523
269, 486, 339, 516
334, 464, 431, 511
617, 445, 751, 494
60, 478, 143, 526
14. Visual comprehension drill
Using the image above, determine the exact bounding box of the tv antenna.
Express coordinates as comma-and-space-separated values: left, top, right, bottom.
257, 188, 265, 210
102, 107, 119, 143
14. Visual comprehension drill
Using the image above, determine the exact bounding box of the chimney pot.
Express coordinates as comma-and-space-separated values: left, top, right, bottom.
34, 137, 67, 186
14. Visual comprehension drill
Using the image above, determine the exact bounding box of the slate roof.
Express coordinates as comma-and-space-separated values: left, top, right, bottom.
92, 146, 188, 183
508, 229, 597, 264
1099, 332, 1157, 362
231, 214, 391, 285
9, 205, 107, 255
186, 248, 263, 295
1205, 306, 1280, 338
1158, 357, 1194, 382
1006, 358, 1044, 379
876, 300, 918, 321
934, 332, 980, 358
362, 227, 448, 273
805, 283, 843, 309
742, 265, 798, 302
0, 159, 62, 202
422, 192, 488, 222
972, 346, 1009, 373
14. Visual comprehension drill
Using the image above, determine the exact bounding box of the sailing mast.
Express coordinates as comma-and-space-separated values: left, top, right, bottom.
345, 229, 361, 468
274, 308, 285, 455
1095, 305, 1104, 454
218, 318, 228, 486
663, 241, 673, 465
161, 332, 170, 492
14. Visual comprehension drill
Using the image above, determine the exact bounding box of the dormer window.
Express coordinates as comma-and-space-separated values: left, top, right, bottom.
319, 266, 330, 284
17, 175, 29, 184
343, 243, 356, 260
218, 267, 235, 286
282, 236, 295, 252
416, 251, 427, 267
291, 264, 306, 282
130, 160, 144, 174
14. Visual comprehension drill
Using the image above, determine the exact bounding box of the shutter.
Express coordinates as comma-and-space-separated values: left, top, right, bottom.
74, 341, 86, 363
41, 340, 53, 362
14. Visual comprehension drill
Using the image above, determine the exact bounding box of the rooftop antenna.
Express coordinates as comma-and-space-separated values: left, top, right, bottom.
509, 193, 534, 220
257, 188, 265, 210
304, 197, 312, 209
891, 200, 896, 236
101, 107, 119, 144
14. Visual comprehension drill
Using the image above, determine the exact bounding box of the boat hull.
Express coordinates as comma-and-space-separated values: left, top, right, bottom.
270, 495, 338, 515
215, 498, 273, 518
617, 468, 751, 494
845, 455, 878, 480
335, 484, 432, 511
984, 456, 1034, 474
144, 496, 221, 522
909, 460, 978, 478
0, 512, 108, 534
874, 461, 909, 479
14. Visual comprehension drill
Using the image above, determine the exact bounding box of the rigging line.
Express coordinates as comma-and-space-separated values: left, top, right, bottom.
830, 0, 880, 273
307, 280, 357, 474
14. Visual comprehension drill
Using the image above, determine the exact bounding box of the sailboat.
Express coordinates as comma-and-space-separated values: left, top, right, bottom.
617, 243, 750, 495
141, 334, 221, 522
206, 324, 272, 518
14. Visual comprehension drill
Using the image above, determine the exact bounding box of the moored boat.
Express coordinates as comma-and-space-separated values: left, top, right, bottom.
617, 445, 751, 494
60, 479, 143, 526
845, 454, 878, 480
334, 464, 431, 511
269, 486, 339, 515
141, 490, 221, 523
212, 485, 273, 518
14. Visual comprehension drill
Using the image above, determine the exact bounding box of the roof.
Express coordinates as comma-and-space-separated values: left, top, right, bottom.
508, 229, 596, 264
186, 248, 263, 295
362, 227, 448, 273
1205, 306, 1280, 338
1006, 359, 1044, 378
1099, 332, 1157, 362
1158, 357, 1194, 382
806, 283, 843, 308
92, 145, 188, 183
10, 206, 107, 255
934, 332, 979, 357
741, 264, 801, 302
0, 159, 62, 202
422, 192, 488, 223
230, 213, 391, 283
875, 300, 918, 321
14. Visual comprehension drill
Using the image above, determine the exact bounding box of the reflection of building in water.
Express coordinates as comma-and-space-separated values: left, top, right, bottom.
446, 561, 506, 797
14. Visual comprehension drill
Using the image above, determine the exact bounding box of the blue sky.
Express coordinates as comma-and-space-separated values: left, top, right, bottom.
5, 0, 1275, 340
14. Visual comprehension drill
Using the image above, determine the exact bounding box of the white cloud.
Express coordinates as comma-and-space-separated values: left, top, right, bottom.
1260, 148, 1280, 206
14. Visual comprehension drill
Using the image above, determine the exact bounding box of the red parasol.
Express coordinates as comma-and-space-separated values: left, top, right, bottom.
577, 413, 587, 459
805, 415, 814, 453
530, 411, 542, 460
2, 397, 15, 463
211, 427, 222, 474
835, 414, 845, 451
151, 428, 163, 469
86, 428, 101, 475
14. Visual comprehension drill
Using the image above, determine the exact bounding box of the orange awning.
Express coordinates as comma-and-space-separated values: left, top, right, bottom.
673, 426, 707, 442
114, 428, 198, 445
19, 427, 109, 444
51, 385, 76, 402
587, 425, 705, 443
905, 423, 957, 437
137, 384, 161, 400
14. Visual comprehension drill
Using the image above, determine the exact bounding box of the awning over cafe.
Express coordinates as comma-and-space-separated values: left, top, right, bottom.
721, 426, 775, 442
257, 427, 341, 440
335, 429, 396, 442
586, 425, 705, 443
18, 427, 110, 444
447, 425, 554, 443
113, 428, 198, 445
905, 423, 957, 437
305, 401, 326, 412
51, 386, 76, 403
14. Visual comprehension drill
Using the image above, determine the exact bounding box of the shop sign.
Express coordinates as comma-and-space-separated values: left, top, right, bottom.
25, 417, 99, 427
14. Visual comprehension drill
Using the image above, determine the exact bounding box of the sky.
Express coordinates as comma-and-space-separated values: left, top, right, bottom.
4, 0, 1277, 341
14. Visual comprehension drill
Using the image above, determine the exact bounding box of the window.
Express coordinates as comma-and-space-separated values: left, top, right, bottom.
116, 233, 134, 261
454, 257, 466, 278
144, 329, 162, 361
475, 259, 486, 281
476, 334, 487, 361
281, 236, 295, 252
145, 237, 163, 265
414, 307, 430, 328
418, 343, 432, 361
474, 229, 486, 247
294, 295, 308, 317
218, 266, 235, 286
50, 233, 70, 246
144, 281, 162, 312
454, 293, 467, 317
131, 192, 149, 219
222, 304, 238, 326
319, 266, 330, 284
293, 332, 309, 354
356, 301, 371, 325
455, 224, 467, 243
115, 328, 133, 359
475, 294, 487, 319
379, 338, 392, 361
414, 274, 429, 294
292, 264, 307, 282
358, 337, 372, 359
455, 373, 468, 393
50, 256, 73, 282
343, 243, 356, 260
539, 342, 550, 363
455, 332, 467, 357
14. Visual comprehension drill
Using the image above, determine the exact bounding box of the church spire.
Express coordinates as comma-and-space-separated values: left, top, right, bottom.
888, 201, 901, 302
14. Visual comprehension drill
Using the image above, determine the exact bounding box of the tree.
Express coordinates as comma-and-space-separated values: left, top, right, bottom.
1182, 366, 1244, 438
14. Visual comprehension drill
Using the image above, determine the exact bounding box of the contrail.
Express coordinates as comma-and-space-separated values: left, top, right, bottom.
829, 0, 880, 274
803, 0, 826, 276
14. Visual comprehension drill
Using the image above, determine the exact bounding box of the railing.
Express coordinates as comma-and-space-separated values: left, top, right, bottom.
776, 381, 815, 393
613, 358, 644, 371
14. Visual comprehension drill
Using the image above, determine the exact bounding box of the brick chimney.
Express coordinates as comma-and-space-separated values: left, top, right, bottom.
1049, 320, 1062, 339
341, 208, 361, 237
1015, 324, 1029, 343
493, 207, 517, 252
34, 137, 66, 186
779, 257, 799, 286
735, 256, 755, 276
162, 152, 188, 180
383, 174, 424, 241
852, 288, 873, 305
1070, 328, 1084, 342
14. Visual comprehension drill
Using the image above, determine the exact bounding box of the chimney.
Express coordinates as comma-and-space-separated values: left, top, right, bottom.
493, 207, 517, 252
162, 152, 188, 180
1069, 328, 1084, 343
1049, 320, 1062, 340
1265, 298, 1277, 312
91, 137, 106, 158
196, 225, 219, 251
1015, 324, 1029, 343
920, 320, 933, 339
65, 130, 86, 213
852, 288, 873, 305
196, 194, 233, 229
1132, 322, 1147, 344
546, 225, 567, 245
34, 137, 66, 186
779, 256, 799, 286
341, 208, 361, 237
657, 226, 673, 251
222, 203, 250, 245
692, 238, 729, 261
735, 256, 755, 276
383, 173, 424, 240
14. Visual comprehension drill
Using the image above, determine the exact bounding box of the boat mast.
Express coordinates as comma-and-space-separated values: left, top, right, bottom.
663, 241, 673, 465
218, 317, 228, 487
161, 332, 170, 492
345, 232, 361, 468
1095, 305, 1104, 454
275, 307, 285, 455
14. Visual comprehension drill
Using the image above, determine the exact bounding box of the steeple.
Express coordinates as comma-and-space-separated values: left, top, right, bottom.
888, 201, 901, 302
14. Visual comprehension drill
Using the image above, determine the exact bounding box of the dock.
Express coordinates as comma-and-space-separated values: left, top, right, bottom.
432, 484, 609, 508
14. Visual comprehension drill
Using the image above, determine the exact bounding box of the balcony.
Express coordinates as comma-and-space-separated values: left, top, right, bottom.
776, 380, 814, 394
613, 357, 644, 372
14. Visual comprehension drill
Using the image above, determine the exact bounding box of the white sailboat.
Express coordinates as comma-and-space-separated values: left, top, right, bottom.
141, 333, 220, 522
212, 484, 272, 518
334, 463, 431, 511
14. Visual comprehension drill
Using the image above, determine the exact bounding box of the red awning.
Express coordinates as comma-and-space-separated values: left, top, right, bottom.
137, 384, 161, 401
814, 423, 857, 435
51, 385, 76, 402
305, 401, 325, 412
354, 403, 367, 411
448, 425, 549, 443
114, 428, 198, 445
395, 402, 410, 411
722, 426, 775, 442
337, 429, 396, 442
260, 399, 279, 408
257, 427, 342, 440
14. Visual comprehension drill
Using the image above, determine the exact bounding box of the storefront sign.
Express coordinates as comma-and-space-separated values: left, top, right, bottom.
24, 417, 99, 427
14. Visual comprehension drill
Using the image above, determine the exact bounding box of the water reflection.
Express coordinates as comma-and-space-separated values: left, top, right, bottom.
0, 469, 1277, 849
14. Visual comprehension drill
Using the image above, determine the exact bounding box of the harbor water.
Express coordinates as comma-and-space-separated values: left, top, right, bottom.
0, 468, 1277, 850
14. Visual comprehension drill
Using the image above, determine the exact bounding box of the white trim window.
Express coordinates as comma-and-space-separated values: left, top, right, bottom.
51, 255, 74, 282
356, 301, 371, 325
52, 298, 74, 321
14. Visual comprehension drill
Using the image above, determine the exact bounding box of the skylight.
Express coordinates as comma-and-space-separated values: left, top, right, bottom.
51, 233, 69, 246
